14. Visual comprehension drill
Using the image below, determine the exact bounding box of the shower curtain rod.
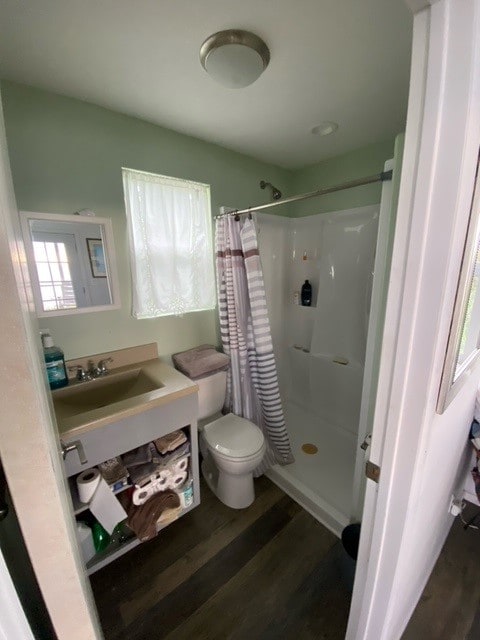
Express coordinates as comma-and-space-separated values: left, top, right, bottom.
216, 169, 393, 218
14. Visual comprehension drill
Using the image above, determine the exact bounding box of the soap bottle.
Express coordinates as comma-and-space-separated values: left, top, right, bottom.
41, 331, 68, 390
301, 280, 312, 306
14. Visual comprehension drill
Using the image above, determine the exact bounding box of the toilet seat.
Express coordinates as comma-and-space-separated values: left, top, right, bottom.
203, 413, 265, 459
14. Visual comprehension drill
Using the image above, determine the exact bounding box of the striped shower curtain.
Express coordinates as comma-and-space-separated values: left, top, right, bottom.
215, 214, 294, 472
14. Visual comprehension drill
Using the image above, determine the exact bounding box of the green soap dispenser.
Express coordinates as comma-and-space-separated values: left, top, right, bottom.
41, 331, 68, 390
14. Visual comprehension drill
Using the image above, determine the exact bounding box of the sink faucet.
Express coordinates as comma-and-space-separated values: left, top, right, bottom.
68, 364, 92, 382
68, 358, 114, 382
87, 360, 100, 378
97, 357, 113, 376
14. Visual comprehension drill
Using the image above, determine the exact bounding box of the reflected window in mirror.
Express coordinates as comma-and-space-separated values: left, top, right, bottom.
20, 212, 120, 317
32, 235, 78, 311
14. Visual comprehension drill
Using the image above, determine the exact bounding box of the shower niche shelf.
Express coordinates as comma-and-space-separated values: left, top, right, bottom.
290, 346, 311, 354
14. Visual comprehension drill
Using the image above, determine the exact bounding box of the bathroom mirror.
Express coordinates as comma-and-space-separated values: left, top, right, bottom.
437, 156, 480, 413
20, 211, 121, 317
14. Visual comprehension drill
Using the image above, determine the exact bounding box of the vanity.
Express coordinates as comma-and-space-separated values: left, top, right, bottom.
18, 210, 201, 573
54, 343, 200, 575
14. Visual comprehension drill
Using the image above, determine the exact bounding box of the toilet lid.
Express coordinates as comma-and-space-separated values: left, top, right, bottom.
203, 414, 265, 458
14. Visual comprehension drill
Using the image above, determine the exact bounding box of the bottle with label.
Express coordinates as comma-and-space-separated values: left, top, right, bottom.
301, 280, 312, 306
175, 476, 194, 508
41, 331, 68, 390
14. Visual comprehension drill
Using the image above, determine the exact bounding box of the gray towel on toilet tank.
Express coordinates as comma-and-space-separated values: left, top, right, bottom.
172, 344, 229, 379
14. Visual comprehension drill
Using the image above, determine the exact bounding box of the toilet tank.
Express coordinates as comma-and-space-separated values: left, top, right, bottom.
196, 370, 227, 420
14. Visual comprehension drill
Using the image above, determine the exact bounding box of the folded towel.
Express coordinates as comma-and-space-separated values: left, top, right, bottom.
122, 444, 152, 468
172, 344, 229, 380
154, 429, 187, 455
157, 504, 182, 526
150, 440, 190, 466
127, 490, 180, 541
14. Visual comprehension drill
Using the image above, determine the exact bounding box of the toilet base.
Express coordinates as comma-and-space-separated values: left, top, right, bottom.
201, 459, 255, 509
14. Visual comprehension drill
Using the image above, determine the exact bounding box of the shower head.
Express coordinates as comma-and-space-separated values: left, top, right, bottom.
272, 186, 282, 200
260, 180, 282, 201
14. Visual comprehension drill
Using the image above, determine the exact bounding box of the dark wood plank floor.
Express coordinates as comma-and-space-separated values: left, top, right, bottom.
90, 477, 351, 640
403, 501, 480, 640
91, 478, 480, 640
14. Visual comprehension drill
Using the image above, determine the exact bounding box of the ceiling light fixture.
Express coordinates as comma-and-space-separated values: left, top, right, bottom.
311, 122, 339, 136
200, 29, 270, 89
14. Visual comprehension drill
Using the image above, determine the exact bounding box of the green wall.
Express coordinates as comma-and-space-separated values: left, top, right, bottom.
1, 80, 398, 361
291, 139, 395, 217
1, 81, 292, 360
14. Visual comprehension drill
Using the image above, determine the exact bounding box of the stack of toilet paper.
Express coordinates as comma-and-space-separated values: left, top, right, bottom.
132, 456, 189, 506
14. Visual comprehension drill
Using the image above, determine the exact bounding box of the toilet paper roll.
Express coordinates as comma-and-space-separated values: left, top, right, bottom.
156, 469, 171, 489
77, 468, 101, 504
168, 470, 188, 490
132, 485, 152, 506
173, 456, 189, 475
132, 470, 172, 505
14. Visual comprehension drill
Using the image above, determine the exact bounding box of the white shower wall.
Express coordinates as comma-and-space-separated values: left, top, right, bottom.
257, 205, 380, 531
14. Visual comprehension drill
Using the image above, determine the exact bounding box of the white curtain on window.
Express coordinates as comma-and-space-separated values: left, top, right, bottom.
122, 169, 216, 318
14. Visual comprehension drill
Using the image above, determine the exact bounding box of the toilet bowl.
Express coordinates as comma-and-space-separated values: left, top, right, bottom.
190, 370, 266, 509
202, 413, 265, 508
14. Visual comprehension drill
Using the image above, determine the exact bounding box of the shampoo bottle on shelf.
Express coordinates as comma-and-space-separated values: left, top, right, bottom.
41, 331, 68, 390
301, 280, 312, 306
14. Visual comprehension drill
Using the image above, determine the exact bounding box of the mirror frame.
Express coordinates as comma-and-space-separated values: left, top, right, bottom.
20, 211, 121, 317
437, 155, 480, 413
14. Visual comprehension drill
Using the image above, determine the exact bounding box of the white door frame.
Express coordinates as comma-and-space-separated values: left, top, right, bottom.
352, 157, 395, 520
0, 95, 102, 638
347, 1, 480, 637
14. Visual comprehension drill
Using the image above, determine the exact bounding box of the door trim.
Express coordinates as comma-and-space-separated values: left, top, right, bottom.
0, 94, 102, 639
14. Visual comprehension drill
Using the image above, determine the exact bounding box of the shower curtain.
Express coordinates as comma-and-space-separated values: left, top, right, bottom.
215, 214, 294, 471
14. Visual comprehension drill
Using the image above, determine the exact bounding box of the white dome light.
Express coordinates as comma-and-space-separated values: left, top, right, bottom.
311, 122, 339, 136
200, 30, 270, 89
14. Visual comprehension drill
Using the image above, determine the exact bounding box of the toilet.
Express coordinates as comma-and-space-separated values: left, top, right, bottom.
193, 370, 265, 509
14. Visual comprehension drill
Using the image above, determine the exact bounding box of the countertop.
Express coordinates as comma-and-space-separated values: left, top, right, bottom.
53, 357, 198, 440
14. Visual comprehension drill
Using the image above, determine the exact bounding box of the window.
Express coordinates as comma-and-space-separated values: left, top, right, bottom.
122, 168, 216, 318
32, 234, 78, 311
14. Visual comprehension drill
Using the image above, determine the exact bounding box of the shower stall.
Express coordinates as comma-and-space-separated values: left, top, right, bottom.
257, 161, 394, 535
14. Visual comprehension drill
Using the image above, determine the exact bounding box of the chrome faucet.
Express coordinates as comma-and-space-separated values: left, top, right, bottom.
68, 364, 92, 382
87, 359, 100, 378
68, 357, 113, 382
87, 357, 113, 378
97, 357, 113, 376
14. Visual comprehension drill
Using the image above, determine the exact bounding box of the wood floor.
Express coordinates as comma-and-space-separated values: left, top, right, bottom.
91, 477, 480, 640
90, 476, 352, 640
403, 501, 480, 640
